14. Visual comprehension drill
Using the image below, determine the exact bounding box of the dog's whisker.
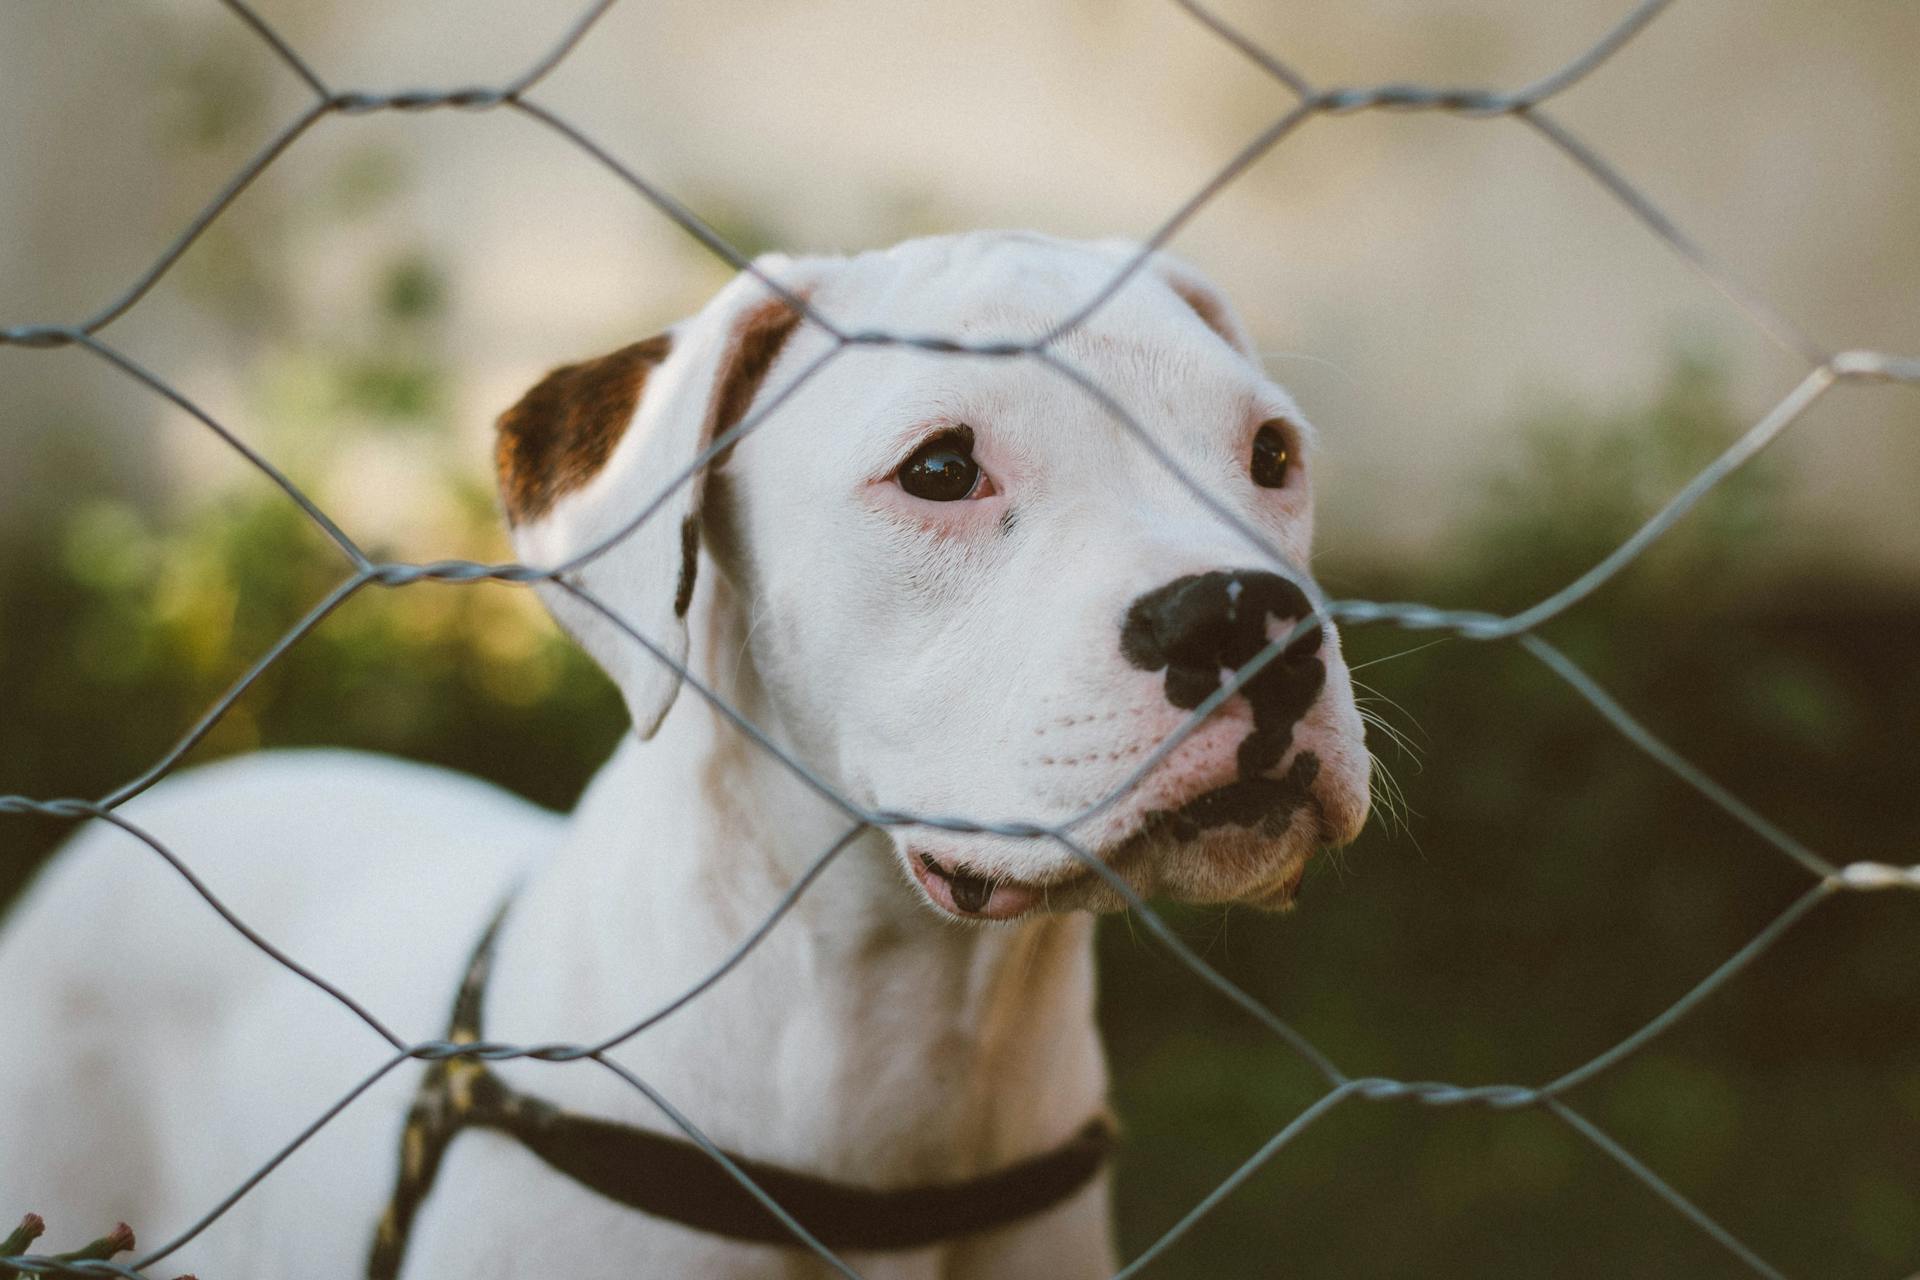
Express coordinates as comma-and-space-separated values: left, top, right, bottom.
1356, 704, 1425, 768
1350, 678, 1431, 742
731, 595, 775, 687
1357, 712, 1421, 767
1257, 348, 1361, 388
1345, 636, 1452, 674
1361, 745, 1414, 838
1367, 752, 1425, 856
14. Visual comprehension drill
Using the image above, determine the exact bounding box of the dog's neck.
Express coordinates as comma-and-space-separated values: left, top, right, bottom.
486, 580, 1106, 1182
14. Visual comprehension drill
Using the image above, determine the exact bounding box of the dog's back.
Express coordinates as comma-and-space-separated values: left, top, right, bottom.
0, 749, 557, 1275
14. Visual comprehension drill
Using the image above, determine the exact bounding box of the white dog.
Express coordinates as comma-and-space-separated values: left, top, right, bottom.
0, 231, 1368, 1279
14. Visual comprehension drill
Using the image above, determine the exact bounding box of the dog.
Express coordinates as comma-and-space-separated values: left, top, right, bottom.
0, 231, 1368, 1278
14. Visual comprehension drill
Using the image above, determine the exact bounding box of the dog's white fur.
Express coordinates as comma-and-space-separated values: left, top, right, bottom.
0, 232, 1366, 1278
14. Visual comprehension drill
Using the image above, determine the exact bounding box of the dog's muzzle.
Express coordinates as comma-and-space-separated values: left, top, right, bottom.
906, 570, 1343, 922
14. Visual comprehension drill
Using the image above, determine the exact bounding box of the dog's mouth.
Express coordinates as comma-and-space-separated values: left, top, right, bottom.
906, 753, 1327, 922
1109, 752, 1322, 853
911, 852, 1075, 921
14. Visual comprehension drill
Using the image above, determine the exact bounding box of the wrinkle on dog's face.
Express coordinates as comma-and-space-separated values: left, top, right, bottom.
714, 233, 1368, 919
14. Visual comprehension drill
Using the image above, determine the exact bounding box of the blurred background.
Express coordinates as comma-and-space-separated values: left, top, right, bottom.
2, 0, 1916, 1275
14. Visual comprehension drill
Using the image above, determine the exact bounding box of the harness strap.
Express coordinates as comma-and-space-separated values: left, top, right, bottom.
367, 908, 1114, 1277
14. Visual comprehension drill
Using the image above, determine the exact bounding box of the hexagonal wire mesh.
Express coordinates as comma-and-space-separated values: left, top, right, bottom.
2, 1, 1917, 1276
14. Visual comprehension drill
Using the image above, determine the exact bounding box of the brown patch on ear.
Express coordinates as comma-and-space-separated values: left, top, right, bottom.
495, 333, 673, 525
673, 515, 700, 618
704, 292, 811, 452
1169, 281, 1244, 353
670, 292, 810, 614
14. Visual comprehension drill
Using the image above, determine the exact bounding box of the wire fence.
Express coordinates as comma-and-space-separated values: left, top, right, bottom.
1, 0, 1916, 1276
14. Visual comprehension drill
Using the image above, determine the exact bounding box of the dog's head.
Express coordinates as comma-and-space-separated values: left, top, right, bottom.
498, 232, 1368, 921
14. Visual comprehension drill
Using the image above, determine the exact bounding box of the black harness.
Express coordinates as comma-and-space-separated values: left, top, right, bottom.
367, 910, 1115, 1278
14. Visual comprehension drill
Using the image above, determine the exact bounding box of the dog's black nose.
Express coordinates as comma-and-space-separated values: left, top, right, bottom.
1121, 570, 1322, 711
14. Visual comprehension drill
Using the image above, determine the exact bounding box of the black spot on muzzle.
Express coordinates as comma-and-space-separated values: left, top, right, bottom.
1121, 570, 1326, 780
1135, 752, 1321, 845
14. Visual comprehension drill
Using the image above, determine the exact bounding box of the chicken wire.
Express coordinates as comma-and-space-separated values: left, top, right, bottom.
1, 1, 1918, 1276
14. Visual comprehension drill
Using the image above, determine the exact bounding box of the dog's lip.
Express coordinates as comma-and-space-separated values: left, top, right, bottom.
906, 754, 1331, 919
911, 852, 1073, 921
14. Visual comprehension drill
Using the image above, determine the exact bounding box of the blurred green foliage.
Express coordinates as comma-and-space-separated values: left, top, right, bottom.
0, 222, 626, 901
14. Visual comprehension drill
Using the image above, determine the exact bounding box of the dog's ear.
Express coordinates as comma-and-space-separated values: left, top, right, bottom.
496, 258, 818, 739
1147, 254, 1258, 359
1091, 241, 1258, 360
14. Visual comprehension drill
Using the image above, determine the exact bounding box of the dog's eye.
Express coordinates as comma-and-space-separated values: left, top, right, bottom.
1250, 421, 1291, 489
898, 433, 982, 502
